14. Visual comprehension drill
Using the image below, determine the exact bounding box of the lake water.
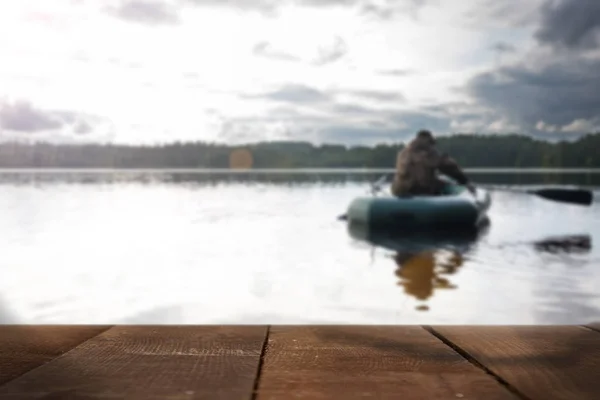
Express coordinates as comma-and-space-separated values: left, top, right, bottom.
1, 169, 599, 325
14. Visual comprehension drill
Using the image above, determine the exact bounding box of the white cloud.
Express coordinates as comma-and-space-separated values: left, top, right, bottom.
561, 118, 599, 133
536, 120, 558, 132
450, 118, 484, 133
487, 118, 520, 132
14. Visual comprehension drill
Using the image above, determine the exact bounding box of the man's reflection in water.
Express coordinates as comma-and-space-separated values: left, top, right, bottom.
389, 234, 591, 311
392, 249, 464, 311
347, 219, 484, 311
347, 218, 592, 312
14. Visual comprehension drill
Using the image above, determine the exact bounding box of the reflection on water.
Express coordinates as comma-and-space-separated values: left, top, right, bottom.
347, 217, 595, 314
0, 170, 599, 324
393, 251, 463, 310
347, 220, 489, 311
533, 235, 592, 254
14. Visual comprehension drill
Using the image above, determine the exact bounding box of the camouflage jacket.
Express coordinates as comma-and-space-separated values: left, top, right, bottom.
390, 137, 469, 196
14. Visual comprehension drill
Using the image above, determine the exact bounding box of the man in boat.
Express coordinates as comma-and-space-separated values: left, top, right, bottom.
391, 129, 476, 197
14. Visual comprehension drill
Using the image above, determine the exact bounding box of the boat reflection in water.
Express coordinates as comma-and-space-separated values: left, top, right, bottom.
347, 218, 491, 311
347, 219, 592, 311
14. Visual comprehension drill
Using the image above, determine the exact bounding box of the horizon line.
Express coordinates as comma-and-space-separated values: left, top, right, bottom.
1, 167, 599, 174
0, 131, 599, 148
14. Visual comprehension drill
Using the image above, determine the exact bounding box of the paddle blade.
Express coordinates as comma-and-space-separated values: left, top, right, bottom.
530, 188, 593, 206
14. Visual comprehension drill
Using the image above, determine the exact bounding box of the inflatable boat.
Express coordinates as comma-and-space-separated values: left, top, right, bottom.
344, 181, 492, 230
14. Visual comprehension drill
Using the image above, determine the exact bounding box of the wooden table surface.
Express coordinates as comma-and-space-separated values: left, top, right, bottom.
1, 324, 599, 399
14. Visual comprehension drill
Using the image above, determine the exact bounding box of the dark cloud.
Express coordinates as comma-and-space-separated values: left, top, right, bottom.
420, 103, 469, 117
295, 107, 450, 144
463, 0, 541, 28
251, 84, 407, 109
259, 84, 331, 104
108, 0, 180, 25
535, 0, 600, 50
360, 0, 432, 20
465, 55, 600, 135
246, 83, 441, 131
74, 120, 93, 135
252, 41, 300, 62
377, 68, 415, 77
0, 100, 106, 137
491, 42, 516, 54
184, 0, 431, 19
332, 103, 374, 115
456, 0, 600, 138
0, 101, 63, 132
349, 90, 406, 102
312, 36, 348, 66
227, 82, 451, 145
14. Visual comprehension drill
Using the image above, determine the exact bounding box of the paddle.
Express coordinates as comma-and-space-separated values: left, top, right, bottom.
338, 174, 594, 220
515, 188, 593, 206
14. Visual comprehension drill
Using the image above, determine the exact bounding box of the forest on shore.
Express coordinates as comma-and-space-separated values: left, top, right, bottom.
0, 132, 598, 168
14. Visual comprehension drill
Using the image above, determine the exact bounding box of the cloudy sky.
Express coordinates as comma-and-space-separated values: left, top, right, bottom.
0, 0, 599, 145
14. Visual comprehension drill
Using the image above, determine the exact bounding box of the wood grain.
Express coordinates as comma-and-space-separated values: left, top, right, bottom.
0, 325, 110, 385
256, 326, 517, 399
0, 325, 267, 400
430, 325, 600, 400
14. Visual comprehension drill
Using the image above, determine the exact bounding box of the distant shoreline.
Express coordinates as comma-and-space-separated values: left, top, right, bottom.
1, 133, 598, 168
1, 168, 599, 174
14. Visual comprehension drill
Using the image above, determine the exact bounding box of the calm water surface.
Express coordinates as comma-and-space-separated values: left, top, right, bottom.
1, 170, 599, 325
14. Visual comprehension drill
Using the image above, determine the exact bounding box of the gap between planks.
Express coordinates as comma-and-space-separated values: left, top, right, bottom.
0, 325, 269, 400
252, 325, 271, 400
0, 325, 113, 387
253, 325, 537, 398
2, 325, 599, 399
255, 325, 519, 399
427, 325, 600, 400
423, 325, 529, 400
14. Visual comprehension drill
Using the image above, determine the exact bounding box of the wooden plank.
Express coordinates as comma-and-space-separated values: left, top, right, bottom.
0, 325, 268, 400
430, 326, 600, 400
0, 325, 110, 386
257, 326, 518, 399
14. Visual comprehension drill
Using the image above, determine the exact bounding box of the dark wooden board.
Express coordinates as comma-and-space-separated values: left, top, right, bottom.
257, 326, 517, 399
431, 325, 600, 400
0, 325, 110, 385
0, 325, 268, 400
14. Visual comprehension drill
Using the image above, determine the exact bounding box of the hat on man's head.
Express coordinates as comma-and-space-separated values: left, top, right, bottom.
416, 129, 435, 144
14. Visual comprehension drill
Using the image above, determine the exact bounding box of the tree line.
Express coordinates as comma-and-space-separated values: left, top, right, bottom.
0, 132, 598, 168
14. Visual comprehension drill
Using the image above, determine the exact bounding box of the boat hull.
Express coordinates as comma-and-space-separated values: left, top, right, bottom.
345, 183, 491, 230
